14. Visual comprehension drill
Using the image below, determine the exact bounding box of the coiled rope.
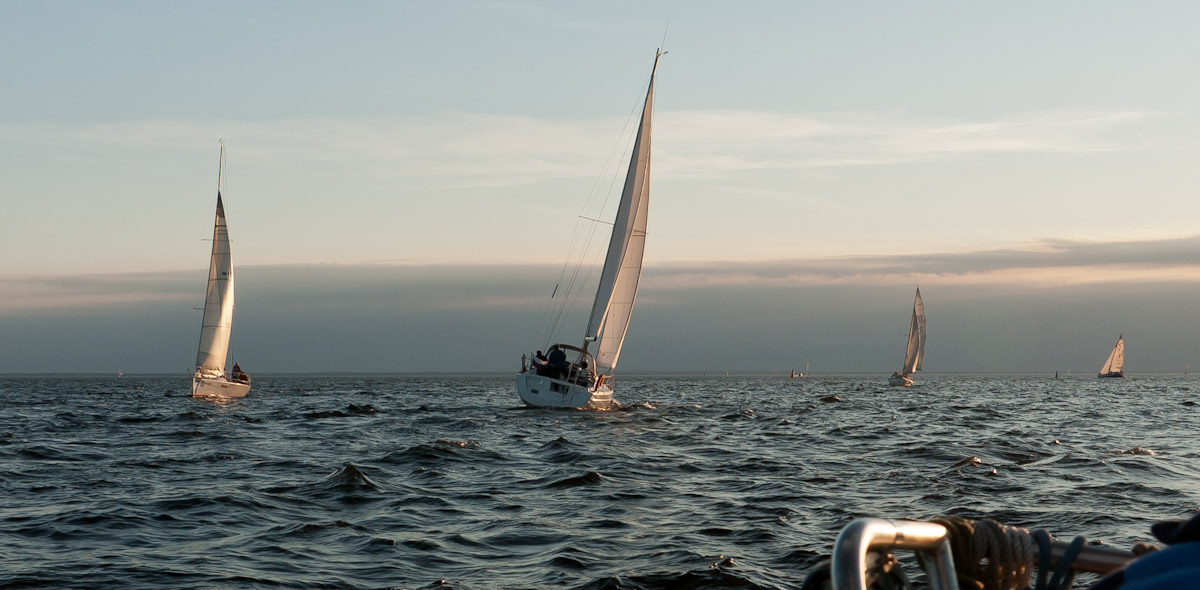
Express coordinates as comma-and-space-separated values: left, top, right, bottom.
929, 517, 1086, 590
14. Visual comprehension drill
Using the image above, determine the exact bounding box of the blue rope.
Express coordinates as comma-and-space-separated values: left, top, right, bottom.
1033, 529, 1053, 590
1034, 531, 1086, 590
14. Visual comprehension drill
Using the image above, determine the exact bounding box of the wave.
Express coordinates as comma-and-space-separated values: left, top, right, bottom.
303, 403, 380, 419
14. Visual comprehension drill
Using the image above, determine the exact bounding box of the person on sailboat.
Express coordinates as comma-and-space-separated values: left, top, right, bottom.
575, 360, 592, 386
547, 346, 569, 380
231, 362, 249, 384
529, 350, 548, 375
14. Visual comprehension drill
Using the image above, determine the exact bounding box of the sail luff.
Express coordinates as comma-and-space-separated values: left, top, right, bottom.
901, 288, 925, 374
194, 146, 236, 378
913, 288, 926, 371
584, 51, 658, 372
1100, 335, 1124, 375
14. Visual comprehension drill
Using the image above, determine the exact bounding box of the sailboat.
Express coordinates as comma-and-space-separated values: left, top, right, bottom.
1097, 334, 1125, 379
516, 50, 660, 409
888, 287, 926, 387
791, 362, 809, 378
191, 141, 251, 398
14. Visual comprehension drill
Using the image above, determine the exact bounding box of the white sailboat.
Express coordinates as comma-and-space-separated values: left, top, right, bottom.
517, 50, 660, 409
191, 141, 250, 398
791, 362, 809, 378
1097, 334, 1125, 379
888, 287, 926, 387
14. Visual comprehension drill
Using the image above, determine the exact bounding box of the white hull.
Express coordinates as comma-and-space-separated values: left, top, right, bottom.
888, 375, 914, 387
517, 373, 613, 409
192, 377, 250, 398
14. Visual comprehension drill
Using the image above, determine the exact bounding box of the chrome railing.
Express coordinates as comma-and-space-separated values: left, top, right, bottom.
830, 518, 1137, 590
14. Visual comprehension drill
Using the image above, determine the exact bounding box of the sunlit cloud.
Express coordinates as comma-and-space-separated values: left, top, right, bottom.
0, 272, 197, 312
6, 234, 1200, 313
646, 235, 1200, 289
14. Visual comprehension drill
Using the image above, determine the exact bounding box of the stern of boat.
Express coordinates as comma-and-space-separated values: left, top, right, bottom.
517, 372, 614, 409
192, 377, 251, 398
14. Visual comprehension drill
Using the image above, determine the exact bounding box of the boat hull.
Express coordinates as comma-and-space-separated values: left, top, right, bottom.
887, 375, 914, 387
1098, 372, 1125, 379
517, 373, 613, 409
192, 377, 250, 398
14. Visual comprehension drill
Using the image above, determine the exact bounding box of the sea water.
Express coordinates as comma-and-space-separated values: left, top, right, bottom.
2, 374, 1197, 589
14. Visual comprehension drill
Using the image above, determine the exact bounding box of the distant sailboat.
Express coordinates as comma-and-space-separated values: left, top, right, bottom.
791, 362, 810, 378
192, 141, 251, 398
888, 288, 926, 387
1097, 334, 1125, 379
516, 50, 660, 409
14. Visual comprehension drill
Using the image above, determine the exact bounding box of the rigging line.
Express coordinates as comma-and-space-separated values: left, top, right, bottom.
554, 67, 653, 345
528, 57, 655, 350
537, 113, 642, 348
545, 201, 614, 347
558, 59, 650, 296
572, 66, 646, 239
578, 215, 615, 226
534, 215, 599, 347
558, 87, 645, 328
551, 68, 643, 262
546, 218, 606, 346
549, 209, 614, 350
549, 98, 641, 311
534, 151, 623, 348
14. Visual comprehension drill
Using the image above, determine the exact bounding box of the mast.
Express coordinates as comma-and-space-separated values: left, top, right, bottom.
1100, 334, 1124, 375
902, 287, 925, 374
582, 50, 659, 373
194, 141, 236, 378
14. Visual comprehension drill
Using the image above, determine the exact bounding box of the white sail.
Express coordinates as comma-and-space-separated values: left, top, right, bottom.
1099, 335, 1125, 375
194, 147, 235, 379
583, 51, 658, 373
901, 288, 926, 375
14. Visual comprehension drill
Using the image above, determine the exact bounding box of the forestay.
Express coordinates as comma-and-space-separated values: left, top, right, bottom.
902, 288, 926, 375
584, 51, 658, 373
195, 192, 235, 378
1100, 335, 1125, 375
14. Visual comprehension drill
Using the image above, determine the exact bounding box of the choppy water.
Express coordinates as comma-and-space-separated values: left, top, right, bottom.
2, 374, 1198, 589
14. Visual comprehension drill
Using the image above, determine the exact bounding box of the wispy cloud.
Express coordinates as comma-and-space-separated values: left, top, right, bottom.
2, 108, 1155, 188
5, 234, 1200, 313
656, 109, 1153, 178
0, 272, 198, 312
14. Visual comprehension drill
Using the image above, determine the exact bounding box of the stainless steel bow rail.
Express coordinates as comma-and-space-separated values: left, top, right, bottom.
830, 518, 1139, 590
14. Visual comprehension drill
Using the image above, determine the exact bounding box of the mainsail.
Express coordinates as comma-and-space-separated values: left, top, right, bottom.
583, 50, 658, 373
901, 288, 926, 375
1099, 335, 1125, 375
195, 147, 235, 379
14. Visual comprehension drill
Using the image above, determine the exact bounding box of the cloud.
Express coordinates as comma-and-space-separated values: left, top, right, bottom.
5, 236, 1200, 373
655, 109, 1152, 179
0, 272, 198, 312
2, 108, 1154, 189
5, 234, 1200, 314
647, 235, 1200, 289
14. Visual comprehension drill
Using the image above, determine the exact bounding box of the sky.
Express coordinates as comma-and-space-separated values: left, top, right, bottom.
4, 1, 1200, 374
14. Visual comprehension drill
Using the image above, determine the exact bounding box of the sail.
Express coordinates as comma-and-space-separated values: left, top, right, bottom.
195, 162, 235, 378
583, 51, 658, 373
1099, 335, 1125, 375
902, 288, 926, 374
